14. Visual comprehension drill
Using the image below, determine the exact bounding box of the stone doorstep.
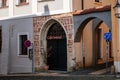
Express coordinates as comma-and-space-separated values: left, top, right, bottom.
89, 68, 110, 75
0, 72, 68, 77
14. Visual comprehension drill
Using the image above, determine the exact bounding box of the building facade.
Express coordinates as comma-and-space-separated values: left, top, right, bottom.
0, 0, 119, 74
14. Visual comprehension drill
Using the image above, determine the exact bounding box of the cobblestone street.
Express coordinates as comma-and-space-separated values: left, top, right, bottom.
0, 69, 118, 80
0, 74, 117, 80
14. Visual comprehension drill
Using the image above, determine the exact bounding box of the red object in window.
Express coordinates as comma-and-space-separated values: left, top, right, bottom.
24, 40, 31, 48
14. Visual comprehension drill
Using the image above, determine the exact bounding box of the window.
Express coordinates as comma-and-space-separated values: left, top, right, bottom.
0, 27, 2, 53
95, 0, 102, 2
0, 0, 8, 8
16, 0, 29, 5
20, 0, 26, 4
19, 34, 28, 55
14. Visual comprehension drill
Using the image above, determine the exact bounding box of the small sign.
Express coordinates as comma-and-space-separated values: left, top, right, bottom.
29, 49, 33, 60
104, 32, 112, 42
47, 36, 62, 40
24, 40, 31, 48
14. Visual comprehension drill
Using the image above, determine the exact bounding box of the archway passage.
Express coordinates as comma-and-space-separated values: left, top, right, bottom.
74, 17, 113, 74
46, 23, 67, 71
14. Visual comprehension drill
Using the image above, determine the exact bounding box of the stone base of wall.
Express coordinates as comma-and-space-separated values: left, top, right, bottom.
114, 61, 120, 73
35, 66, 49, 72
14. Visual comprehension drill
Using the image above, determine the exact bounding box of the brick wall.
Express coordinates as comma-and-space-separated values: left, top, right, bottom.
33, 13, 75, 71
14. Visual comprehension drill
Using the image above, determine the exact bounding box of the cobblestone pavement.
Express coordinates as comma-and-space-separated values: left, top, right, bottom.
0, 75, 117, 80
0, 71, 118, 80
0, 67, 119, 80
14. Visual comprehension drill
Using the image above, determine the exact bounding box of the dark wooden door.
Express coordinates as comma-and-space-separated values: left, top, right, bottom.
47, 39, 67, 71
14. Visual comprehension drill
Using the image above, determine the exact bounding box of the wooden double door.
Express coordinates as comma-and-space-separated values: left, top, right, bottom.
47, 39, 67, 71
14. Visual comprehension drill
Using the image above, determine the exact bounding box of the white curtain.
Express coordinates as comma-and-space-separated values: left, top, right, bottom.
16, 0, 20, 5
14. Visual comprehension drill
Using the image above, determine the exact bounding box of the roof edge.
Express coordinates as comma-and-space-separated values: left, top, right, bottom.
73, 5, 111, 16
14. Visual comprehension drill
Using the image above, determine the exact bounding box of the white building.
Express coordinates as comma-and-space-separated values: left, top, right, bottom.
0, 0, 119, 75
0, 0, 76, 74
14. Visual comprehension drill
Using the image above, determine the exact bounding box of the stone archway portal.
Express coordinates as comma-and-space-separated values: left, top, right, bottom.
46, 23, 67, 71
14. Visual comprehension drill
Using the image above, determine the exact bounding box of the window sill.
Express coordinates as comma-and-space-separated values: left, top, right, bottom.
18, 55, 28, 58
38, 0, 54, 2
16, 3, 29, 7
94, 2, 102, 7
0, 6, 8, 9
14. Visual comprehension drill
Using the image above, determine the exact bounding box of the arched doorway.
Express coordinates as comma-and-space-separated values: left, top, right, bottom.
94, 22, 113, 68
74, 17, 113, 72
46, 23, 67, 71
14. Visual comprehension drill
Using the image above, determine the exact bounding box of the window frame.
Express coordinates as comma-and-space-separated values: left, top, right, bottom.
95, 0, 102, 2
0, 0, 8, 8
38, 0, 54, 2
16, 0, 29, 6
18, 32, 29, 56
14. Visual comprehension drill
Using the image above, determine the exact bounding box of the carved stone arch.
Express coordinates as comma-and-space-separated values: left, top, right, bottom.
40, 18, 67, 71
40, 18, 67, 50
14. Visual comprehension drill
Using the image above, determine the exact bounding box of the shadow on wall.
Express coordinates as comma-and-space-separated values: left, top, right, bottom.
42, 5, 50, 15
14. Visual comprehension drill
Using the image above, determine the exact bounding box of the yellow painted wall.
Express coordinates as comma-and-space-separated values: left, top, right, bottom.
111, 0, 119, 62
72, 0, 82, 11
75, 21, 93, 68
102, 0, 112, 5
73, 0, 115, 69
84, 0, 94, 9
75, 21, 113, 68
82, 21, 93, 67
97, 22, 112, 64
72, 0, 113, 11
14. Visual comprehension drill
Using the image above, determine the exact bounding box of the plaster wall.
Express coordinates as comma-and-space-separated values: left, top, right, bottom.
8, 18, 33, 73
0, 8, 9, 18
0, 17, 33, 74
13, 0, 32, 16
0, 21, 10, 74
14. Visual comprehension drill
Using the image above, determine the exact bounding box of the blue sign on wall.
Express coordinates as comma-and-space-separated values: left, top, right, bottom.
104, 32, 112, 42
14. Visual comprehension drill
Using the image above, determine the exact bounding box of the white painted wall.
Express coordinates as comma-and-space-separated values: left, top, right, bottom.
0, 8, 9, 18
0, 21, 10, 74
0, 0, 72, 74
0, 0, 72, 19
114, 62, 120, 73
37, 0, 72, 15
0, 18, 33, 74
8, 18, 33, 73
13, 0, 32, 16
